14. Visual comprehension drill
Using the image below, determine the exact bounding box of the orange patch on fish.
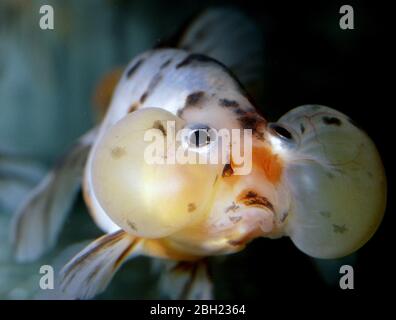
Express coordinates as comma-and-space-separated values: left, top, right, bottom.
252, 146, 283, 184
92, 67, 124, 121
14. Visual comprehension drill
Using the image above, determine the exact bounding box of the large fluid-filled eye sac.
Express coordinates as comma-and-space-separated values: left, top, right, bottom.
91, 108, 221, 238
278, 105, 386, 259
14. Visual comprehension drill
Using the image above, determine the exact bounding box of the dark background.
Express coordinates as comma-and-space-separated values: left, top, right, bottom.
0, 0, 393, 300
206, 0, 393, 297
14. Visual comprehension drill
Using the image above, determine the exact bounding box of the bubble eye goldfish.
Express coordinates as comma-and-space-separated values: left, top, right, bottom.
12, 8, 386, 299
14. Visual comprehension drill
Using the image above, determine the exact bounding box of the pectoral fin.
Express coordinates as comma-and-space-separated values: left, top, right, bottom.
11, 128, 97, 262
59, 230, 142, 300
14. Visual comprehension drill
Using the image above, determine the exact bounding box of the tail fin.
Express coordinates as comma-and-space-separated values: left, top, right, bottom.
11, 128, 97, 262
158, 260, 213, 300
59, 230, 142, 299
177, 7, 264, 95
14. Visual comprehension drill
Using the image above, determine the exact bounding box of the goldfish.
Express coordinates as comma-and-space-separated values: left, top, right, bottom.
11, 8, 386, 299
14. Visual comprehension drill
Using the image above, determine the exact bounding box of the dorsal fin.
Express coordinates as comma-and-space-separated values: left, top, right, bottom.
176, 7, 265, 100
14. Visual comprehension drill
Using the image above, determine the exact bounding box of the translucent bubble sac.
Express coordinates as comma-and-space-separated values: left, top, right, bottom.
278, 105, 386, 259
91, 108, 220, 238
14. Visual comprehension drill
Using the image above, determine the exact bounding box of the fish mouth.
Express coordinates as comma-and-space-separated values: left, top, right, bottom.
226, 203, 276, 246
229, 190, 278, 237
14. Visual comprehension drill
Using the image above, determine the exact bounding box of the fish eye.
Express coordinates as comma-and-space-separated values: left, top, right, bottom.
267, 122, 299, 151
184, 123, 217, 151
268, 123, 293, 141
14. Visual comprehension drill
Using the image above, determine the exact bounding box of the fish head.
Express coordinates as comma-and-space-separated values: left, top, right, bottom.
89, 94, 282, 240
90, 102, 386, 259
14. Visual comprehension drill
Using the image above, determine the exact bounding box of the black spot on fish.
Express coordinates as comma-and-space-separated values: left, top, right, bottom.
234, 108, 247, 116
333, 224, 347, 234
126, 58, 144, 78
188, 203, 197, 212
150, 73, 163, 89
153, 120, 166, 136
320, 211, 332, 218
222, 164, 234, 177
186, 91, 205, 106
239, 115, 266, 141
111, 147, 126, 159
238, 116, 260, 131
140, 73, 163, 104
238, 191, 275, 212
225, 202, 240, 213
229, 216, 242, 224
219, 98, 239, 108
126, 220, 138, 231
140, 92, 148, 104
245, 191, 257, 198
128, 102, 139, 113
160, 58, 172, 69
300, 123, 305, 134
323, 116, 342, 126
